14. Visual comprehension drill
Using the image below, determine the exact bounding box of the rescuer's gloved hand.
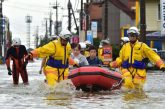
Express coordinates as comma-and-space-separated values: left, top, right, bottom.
25, 52, 33, 61
73, 64, 79, 68
108, 63, 114, 70
73, 58, 80, 67
7, 67, 12, 75
23, 59, 28, 68
39, 69, 42, 74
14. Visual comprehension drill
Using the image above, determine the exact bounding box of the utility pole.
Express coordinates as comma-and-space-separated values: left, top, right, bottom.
0, 0, 3, 57
45, 18, 48, 37
80, 0, 83, 30
35, 26, 39, 48
68, 0, 72, 31
85, 0, 89, 31
53, 0, 59, 35
25, 15, 32, 49
49, 11, 53, 36
104, 0, 108, 39
71, 4, 79, 34
0, 0, 2, 18
140, 0, 146, 43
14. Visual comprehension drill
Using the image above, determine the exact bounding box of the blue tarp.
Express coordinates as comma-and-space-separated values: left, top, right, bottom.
146, 31, 163, 50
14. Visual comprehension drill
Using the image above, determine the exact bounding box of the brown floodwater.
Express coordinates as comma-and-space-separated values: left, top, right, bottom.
0, 59, 165, 109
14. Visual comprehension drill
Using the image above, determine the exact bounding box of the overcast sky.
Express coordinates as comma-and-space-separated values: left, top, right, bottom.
3, 0, 80, 47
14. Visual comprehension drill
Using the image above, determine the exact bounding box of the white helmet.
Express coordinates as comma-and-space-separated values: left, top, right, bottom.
59, 29, 72, 40
79, 42, 86, 49
50, 35, 58, 41
121, 37, 129, 42
85, 40, 92, 45
127, 26, 140, 35
12, 37, 21, 46
99, 44, 103, 48
101, 40, 109, 44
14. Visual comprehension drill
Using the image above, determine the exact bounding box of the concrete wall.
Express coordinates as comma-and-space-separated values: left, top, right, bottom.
146, 0, 160, 31
102, 0, 133, 45
104, 3, 120, 44
88, 4, 103, 39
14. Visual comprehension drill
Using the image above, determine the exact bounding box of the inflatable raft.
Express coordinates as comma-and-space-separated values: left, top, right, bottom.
68, 66, 122, 92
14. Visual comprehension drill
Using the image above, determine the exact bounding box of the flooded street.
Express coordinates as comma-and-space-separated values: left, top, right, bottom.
0, 59, 165, 109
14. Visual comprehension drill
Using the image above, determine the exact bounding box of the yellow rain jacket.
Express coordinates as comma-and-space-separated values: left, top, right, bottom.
31, 38, 72, 86
110, 40, 164, 89
98, 47, 103, 62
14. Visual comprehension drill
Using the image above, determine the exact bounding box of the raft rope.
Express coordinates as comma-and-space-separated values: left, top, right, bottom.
110, 78, 124, 91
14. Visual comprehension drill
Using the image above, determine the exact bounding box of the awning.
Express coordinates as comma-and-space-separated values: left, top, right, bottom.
146, 31, 165, 41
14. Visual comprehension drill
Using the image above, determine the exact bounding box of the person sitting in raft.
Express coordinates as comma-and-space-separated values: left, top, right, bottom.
86, 45, 103, 66
71, 43, 89, 67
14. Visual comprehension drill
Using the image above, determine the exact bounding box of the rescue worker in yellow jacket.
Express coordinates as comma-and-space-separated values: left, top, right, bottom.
110, 26, 165, 90
39, 36, 58, 75
26, 29, 75, 87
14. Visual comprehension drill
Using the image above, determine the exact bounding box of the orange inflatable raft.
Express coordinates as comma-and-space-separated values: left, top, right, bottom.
68, 66, 122, 92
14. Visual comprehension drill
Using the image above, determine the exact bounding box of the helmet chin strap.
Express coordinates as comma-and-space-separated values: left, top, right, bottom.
60, 38, 68, 46
130, 40, 137, 44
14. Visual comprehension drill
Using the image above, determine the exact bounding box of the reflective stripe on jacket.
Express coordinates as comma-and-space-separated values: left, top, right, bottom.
31, 38, 71, 68
111, 40, 164, 69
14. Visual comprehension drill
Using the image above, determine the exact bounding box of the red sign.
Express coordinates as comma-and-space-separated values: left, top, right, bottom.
71, 36, 79, 43
102, 46, 112, 65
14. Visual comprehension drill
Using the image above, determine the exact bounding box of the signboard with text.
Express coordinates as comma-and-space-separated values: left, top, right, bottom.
91, 21, 97, 38
86, 30, 93, 44
102, 46, 112, 65
161, 0, 165, 35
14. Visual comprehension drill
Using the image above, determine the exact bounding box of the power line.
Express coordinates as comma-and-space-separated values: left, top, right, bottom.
73, 0, 78, 11
53, 0, 60, 35
74, 0, 80, 13
59, 0, 67, 23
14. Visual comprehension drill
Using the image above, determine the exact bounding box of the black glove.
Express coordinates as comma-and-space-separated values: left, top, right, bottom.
160, 67, 165, 72
108, 64, 116, 71
7, 67, 12, 75
39, 69, 42, 74
23, 59, 28, 68
25, 52, 33, 61
73, 64, 79, 68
